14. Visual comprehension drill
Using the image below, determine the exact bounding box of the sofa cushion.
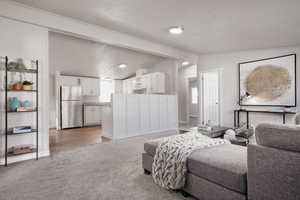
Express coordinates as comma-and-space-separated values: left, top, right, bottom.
187, 144, 247, 194
144, 141, 159, 156
256, 123, 300, 152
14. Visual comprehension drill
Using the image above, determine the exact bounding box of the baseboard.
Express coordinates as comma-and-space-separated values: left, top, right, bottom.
0, 150, 50, 165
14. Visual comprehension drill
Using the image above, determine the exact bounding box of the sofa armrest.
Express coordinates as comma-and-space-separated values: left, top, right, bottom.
255, 123, 300, 152
247, 144, 300, 200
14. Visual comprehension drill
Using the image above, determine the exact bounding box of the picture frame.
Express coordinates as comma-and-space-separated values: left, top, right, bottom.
238, 54, 296, 107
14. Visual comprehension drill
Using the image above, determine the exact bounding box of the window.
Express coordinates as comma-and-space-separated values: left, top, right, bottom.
100, 80, 114, 102
191, 87, 198, 104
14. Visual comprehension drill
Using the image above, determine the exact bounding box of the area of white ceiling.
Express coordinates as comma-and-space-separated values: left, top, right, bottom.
11, 0, 300, 54
49, 32, 166, 79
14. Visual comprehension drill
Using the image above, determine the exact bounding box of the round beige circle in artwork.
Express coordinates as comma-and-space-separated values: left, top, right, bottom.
245, 65, 291, 101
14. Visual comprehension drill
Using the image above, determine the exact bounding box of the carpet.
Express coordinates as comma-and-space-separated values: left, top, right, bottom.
0, 131, 194, 200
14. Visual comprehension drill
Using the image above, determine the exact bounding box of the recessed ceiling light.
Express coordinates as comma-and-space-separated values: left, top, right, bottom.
168, 26, 184, 35
118, 64, 128, 69
182, 61, 190, 66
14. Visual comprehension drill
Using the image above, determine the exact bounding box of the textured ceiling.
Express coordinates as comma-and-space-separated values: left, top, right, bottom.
11, 0, 300, 54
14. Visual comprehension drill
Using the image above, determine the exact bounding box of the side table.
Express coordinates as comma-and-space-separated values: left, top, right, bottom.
198, 126, 231, 138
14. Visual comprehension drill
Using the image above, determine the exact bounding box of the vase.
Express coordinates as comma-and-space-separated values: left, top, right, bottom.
12, 83, 22, 90
22, 85, 32, 90
22, 100, 32, 108
9, 97, 20, 111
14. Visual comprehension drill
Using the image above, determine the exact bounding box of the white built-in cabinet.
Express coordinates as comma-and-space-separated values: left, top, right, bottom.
123, 78, 134, 94
102, 94, 178, 139
60, 75, 80, 86
84, 105, 102, 126
80, 77, 100, 96
149, 72, 165, 94
123, 72, 165, 94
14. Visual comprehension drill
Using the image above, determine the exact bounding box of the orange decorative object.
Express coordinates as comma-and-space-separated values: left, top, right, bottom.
12, 83, 22, 90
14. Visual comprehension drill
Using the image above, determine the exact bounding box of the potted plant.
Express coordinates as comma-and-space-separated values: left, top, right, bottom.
22, 80, 33, 90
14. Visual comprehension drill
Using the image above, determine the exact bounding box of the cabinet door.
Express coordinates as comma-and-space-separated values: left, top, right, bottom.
81, 78, 100, 96
151, 72, 165, 94
150, 73, 165, 94
143, 74, 151, 94
80, 78, 89, 96
125, 78, 134, 94
84, 106, 94, 125
84, 106, 101, 125
61, 76, 80, 86
122, 80, 128, 94
158, 73, 166, 93
93, 106, 102, 123
150, 74, 158, 93
91, 78, 100, 96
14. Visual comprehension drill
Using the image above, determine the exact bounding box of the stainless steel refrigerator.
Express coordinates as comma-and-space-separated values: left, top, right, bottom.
60, 86, 83, 129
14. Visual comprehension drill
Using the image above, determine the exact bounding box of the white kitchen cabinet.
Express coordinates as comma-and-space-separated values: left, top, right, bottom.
122, 72, 165, 94
84, 105, 102, 126
61, 75, 80, 86
80, 77, 100, 96
123, 78, 134, 94
150, 72, 165, 94
122, 79, 128, 94
133, 75, 148, 91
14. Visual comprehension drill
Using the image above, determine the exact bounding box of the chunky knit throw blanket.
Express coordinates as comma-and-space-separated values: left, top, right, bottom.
152, 132, 229, 190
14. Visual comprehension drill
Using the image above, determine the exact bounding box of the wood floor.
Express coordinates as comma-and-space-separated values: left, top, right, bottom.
49, 126, 110, 153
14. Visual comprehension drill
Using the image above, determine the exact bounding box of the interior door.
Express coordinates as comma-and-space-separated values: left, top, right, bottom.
188, 79, 199, 126
189, 79, 198, 115
201, 71, 220, 126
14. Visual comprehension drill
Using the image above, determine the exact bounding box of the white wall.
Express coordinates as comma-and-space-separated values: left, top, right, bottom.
49, 32, 102, 127
0, 17, 49, 163
198, 46, 300, 127
148, 59, 178, 95
178, 65, 197, 123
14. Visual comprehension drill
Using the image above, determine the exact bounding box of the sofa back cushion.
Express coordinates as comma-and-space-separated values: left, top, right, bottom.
255, 123, 300, 152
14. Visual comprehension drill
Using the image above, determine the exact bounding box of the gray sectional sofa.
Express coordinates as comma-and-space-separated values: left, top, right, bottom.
142, 123, 300, 200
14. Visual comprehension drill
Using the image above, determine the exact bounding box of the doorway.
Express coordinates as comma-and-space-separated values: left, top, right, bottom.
199, 70, 221, 126
188, 78, 199, 126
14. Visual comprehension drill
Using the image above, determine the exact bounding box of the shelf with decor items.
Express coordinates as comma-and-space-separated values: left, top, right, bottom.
0, 56, 38, 166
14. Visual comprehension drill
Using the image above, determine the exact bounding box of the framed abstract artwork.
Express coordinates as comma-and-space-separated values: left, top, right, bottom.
239, 54, 296, 107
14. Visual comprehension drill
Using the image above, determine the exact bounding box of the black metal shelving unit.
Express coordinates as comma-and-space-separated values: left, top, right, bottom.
3, 56, 39, 166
